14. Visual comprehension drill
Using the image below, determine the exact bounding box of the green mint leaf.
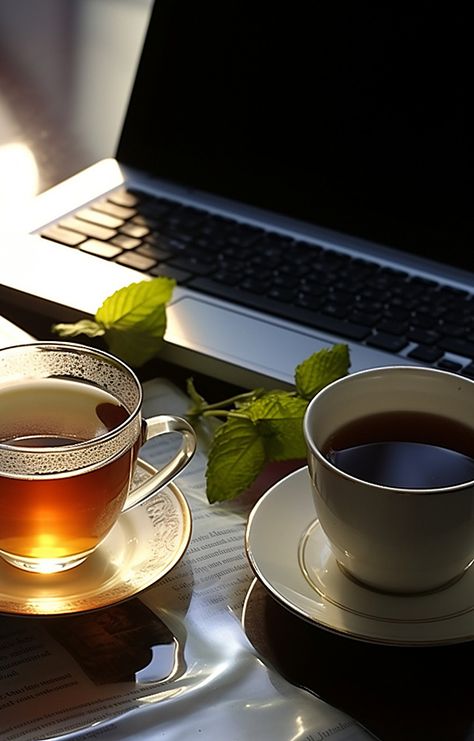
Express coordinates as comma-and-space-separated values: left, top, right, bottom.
206, 416, 266, 503
294, 343, 350, 399
52, 319, 105, 338
103, 326, 164, 367
246, 391, 308, 460
96, 276, 175, 328
52, 277, 175, 367
95, 277, 175, 366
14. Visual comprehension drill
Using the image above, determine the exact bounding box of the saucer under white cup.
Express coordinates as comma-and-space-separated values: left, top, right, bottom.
245, 467, 474, 646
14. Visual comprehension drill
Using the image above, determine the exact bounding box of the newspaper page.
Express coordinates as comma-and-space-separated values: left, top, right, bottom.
0, 336, 377, 741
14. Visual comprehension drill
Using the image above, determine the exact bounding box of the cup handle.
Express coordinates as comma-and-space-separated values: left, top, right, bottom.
122, 414, 196, 512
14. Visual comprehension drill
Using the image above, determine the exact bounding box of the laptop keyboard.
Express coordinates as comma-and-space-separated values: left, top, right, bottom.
39, 187, 474, 378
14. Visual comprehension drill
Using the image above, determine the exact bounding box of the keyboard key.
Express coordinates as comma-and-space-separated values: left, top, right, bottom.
108, 189, 140, 207
79, 240, 123, 258
437, 358, 463, 372
132, 196, 175, 218
150, 264, 192, 282
146, 233, 188, 252
136, 243, 172, 261
59, 217, 117, 241
438, 322, 466, 338
76, 208, 124, 229
408, 345, 444, 363
41, 225, 86, 246
347, 310, 378, 327
438, 337, 474, 360
376, 318, 408, 335
92, 200, 136, 220
214, 271, 242, 286
110, 235, 142, 250
168, 255, 215, 276
296, 294, 325, 311
116, 252, 156, 271
406, 327, 440, 345
320, 303, 348, 319
119, 223, 150, 239
366, 332, 408, 352
132, 213, 162, 230
302, 313, 372, 340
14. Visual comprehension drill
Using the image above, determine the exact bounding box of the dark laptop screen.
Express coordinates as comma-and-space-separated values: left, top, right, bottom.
118, 1, 472, 272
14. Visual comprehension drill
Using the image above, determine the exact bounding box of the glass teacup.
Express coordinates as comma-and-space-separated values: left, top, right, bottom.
0, 341, 196, 574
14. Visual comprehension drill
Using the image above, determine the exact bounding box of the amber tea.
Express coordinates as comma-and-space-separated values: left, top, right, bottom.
0, 378, 135, 565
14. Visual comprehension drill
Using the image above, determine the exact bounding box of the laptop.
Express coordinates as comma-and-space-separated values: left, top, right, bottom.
2, 1, 473, 388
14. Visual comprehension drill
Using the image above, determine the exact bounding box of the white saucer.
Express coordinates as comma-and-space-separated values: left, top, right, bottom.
0, 460, 192, 617
245, 466, 474, 646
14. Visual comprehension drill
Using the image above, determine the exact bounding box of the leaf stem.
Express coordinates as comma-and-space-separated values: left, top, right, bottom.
199, 409, 250, 419
196, 388, 263, 413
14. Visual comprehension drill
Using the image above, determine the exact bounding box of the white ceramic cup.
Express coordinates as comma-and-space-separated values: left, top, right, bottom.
303, 365, 474, 594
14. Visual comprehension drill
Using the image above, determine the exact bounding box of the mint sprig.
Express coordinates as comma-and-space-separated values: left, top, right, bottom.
52, 277, 175, 366
52, 278, 350, 503
188, 344, 350, 502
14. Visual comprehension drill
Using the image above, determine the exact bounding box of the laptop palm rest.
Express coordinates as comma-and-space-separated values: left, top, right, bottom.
162, 295, 401, 389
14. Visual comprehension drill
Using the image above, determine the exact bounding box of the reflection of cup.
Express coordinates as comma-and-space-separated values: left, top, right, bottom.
303, 366, 474, 594
0, 342, 196, 574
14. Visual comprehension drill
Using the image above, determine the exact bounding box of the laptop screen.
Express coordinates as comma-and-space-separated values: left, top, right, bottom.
118, 2, 472, 272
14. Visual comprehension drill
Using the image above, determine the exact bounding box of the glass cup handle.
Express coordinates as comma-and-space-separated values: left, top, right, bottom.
122, 414, 196, 512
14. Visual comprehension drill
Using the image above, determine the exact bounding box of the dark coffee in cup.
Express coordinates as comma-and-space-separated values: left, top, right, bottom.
323, 411, 474, 489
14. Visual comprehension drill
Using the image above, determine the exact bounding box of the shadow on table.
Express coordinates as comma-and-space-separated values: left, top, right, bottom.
243, 578, 473, 741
